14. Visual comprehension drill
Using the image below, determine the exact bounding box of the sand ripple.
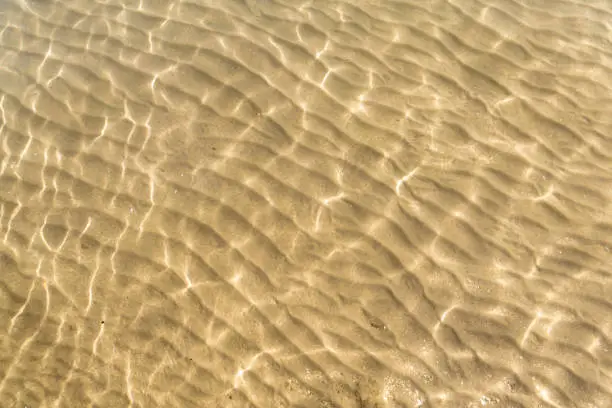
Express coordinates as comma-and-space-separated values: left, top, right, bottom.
1, 0, 612, 407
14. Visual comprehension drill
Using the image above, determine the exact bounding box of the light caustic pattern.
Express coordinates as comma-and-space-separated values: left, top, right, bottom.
0, 0, 612, 407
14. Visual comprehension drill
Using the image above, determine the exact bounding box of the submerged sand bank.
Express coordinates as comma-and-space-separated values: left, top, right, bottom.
0, 0, 611, 406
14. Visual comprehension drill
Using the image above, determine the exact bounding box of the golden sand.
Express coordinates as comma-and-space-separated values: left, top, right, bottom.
1, 0, 611, 406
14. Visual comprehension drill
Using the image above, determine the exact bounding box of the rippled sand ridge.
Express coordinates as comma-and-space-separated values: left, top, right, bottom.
1, 0, 612, 406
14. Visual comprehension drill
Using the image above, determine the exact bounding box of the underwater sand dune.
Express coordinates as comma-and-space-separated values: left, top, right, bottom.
1, 0, 611, 406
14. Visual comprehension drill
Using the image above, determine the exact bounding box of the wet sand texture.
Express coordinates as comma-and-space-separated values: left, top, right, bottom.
1, 0, 612, 407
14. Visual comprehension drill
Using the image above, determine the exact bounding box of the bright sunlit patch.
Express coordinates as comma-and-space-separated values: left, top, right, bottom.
393, 29, 400, 42
268, 36, 287, 64
521, 309, 542, 348
233, 352, 264, 389
395, 168, 418, 194
440, 305, 457, 323
322, 192, 344, 206
316, 40, 330, 59
233, 368, 245, 388
588, 336, 601, 354
350, 94, 367, 114
230, 273, 242, 284
451, 210, 464, 219
320, 69, 332, 88
534, 382, 559, 406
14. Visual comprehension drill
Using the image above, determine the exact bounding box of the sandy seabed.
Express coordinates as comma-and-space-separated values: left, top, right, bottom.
0, 0, 611, 407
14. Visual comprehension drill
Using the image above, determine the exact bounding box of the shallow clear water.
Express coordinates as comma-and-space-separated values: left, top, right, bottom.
1, 0, 611, 407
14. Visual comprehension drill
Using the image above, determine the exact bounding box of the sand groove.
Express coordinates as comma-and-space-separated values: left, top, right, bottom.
1, 0, 612, 407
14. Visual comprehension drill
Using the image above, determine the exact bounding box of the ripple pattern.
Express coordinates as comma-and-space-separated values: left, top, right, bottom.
1, 0, 612, 407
